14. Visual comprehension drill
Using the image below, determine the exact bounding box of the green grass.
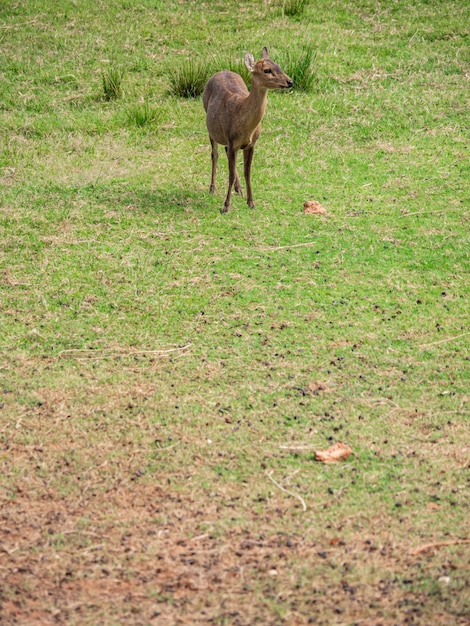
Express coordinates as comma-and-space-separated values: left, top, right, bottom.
283, 42, 317, 91
280, 0, 310, 18
168, 56, 210, 98
0, 0, 469, 624
125, 101, 162, 127
101, 66, 124, 101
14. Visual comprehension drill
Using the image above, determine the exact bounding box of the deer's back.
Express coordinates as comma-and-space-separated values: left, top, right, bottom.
203, 71, 250, 146
203, 71, 249, 113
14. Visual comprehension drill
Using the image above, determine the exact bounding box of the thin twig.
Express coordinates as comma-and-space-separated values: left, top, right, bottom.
80, 544, 105, 553
399, 210, 425, 218
62, 530, 109, 539
411, 539, 470, 556
262, 242, 317, 252
420, 332, 470, 349
265, 471, 307, 512
189, 533, 210, 542
58, 343, 192, 359
0, 544, 20, 555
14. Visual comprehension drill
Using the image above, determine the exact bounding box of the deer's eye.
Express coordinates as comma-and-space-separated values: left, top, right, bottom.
264, 68, 273, 74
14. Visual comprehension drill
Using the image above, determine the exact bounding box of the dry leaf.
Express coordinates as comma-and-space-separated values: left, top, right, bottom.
314, 442, 352, 463
306, 381, 331, 394
303, 200, 327, 215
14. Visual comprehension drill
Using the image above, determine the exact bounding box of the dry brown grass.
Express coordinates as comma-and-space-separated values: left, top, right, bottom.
2, 365, 469, 625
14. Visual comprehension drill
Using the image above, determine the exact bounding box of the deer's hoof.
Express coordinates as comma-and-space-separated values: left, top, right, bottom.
248, 200, 255, 209
221, 205, 230, 214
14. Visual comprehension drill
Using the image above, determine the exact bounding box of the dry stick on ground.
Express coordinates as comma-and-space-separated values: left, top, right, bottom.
262, 241, 318, 252
411, 539, 470, 556
419, 332, 470, 349
57, 344, 192, 360
266, 470, 307, 512
399, 210, 426, 218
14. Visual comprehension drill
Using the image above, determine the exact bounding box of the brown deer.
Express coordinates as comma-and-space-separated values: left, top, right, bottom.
203, 47, 293, 213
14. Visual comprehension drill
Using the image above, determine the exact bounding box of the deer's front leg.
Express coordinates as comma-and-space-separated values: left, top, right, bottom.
225, 147, 243, 195
243, 145, 255, 208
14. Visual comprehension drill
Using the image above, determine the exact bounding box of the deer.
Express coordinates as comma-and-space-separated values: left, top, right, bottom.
203, 47, 293, 213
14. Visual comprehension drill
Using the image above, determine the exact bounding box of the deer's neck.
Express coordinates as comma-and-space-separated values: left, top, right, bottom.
243, 82, 268, 129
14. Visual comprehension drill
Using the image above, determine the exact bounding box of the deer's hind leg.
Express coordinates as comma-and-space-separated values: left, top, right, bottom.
209, 137, 218, 194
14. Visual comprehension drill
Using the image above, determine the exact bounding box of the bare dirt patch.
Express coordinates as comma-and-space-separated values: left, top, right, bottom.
1, 465, 468, 625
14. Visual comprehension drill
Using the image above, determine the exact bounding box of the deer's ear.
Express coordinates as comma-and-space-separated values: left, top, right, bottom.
262, 47, 269, 59
244, 53, 256, 72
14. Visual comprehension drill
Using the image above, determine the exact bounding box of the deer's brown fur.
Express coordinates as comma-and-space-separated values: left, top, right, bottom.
203, 48, 293, 213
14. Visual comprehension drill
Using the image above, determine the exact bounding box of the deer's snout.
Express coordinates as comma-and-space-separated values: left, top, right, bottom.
285, 78, 293, 89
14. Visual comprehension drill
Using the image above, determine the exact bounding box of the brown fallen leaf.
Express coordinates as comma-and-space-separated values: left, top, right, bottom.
304, 200, 327, 215
306, 381, 332, 394
314, 442, 352, 463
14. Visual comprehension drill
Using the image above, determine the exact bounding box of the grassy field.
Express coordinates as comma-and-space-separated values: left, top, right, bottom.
1, 0, 469, 624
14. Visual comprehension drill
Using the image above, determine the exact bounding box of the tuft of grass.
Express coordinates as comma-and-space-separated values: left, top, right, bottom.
101, 66, 124, 101
281, 0, 309, 18
125, 102, 161, 127
168, 57, 210, 98
284, 43, 317, 92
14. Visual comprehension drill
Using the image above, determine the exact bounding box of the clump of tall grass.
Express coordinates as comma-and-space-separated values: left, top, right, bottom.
101, 66, 124, 101
125, 102, 161, 127
168, 57, 210, 98
284, 44, 317, 92
280, 0, 309, 17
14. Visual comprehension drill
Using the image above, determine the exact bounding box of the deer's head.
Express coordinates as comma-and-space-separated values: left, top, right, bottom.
244, 47, 293, 90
